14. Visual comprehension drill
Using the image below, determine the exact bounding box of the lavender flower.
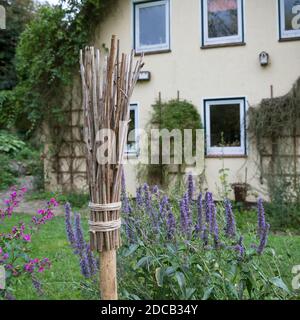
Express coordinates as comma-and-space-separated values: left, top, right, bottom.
224, 198, 236, 238
65, 202, 76, 249
187, 173, 194, 203
152, 185, 159, 196
195, 193, 203, 236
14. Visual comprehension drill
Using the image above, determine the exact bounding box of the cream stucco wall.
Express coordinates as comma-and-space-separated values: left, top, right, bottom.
92, 0, 300, 199
47, 0, 300, 199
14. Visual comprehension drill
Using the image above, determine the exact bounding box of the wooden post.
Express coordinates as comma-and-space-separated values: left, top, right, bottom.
100, 250, 118, 300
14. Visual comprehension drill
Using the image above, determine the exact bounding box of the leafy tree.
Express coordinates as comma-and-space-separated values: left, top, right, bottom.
0, 0, 35, 90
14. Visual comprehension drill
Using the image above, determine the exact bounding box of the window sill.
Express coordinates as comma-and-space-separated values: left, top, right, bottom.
279, 37, 300, 42
124, 152, 139, 159
135, 49, 171, 56
201, 42, 246, 49
205, 154, 248, 159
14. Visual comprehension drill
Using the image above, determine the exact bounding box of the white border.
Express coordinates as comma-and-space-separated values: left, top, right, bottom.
279, 0, 300, 39
204, 97, 246, 156
133, 0, 170, 53
125, 102, 139, 155
202, 0, 244, 46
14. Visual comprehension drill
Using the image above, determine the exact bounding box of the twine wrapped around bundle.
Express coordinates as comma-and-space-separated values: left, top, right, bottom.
80, 36, 144, 252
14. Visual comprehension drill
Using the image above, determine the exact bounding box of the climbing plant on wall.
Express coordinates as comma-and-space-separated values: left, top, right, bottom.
248, 77, 300, 229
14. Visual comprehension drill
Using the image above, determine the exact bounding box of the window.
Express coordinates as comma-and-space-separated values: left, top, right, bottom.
279, 0, 300, 40
204, 98, 246, 156
134, 0, 170, 53
126, 104, 139, 154
201, 0, 244, 46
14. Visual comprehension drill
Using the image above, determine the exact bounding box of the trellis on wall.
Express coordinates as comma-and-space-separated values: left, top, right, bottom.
248, 78, 300, 202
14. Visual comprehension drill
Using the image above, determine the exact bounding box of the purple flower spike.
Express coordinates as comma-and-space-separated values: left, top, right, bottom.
180, 193, 189, 235
187, 173, 194, 203
205, 192, 213, 224
65, 202, 76, 249
166, 208, 176, 240
224, 198, 236, 238
257, 197, 266, 239
257, 223, 270, 255
136, 186, 143, 207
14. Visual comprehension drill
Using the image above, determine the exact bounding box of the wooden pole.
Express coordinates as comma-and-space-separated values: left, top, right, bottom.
100, 250, 117, 300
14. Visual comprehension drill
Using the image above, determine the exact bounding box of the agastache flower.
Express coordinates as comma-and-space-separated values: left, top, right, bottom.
224, 198, 236, 238
64, 202, 76, 249
74, 214, 91, 278
257, 197, 266, 238
187, 173, 194, 203
166, 208, 176, 240
257, 223, 270, 255
180, 193, 191, 237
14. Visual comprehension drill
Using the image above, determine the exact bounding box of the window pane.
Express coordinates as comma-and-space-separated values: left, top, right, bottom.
210, 104, 241, 147
207, 0, 238, 38
127, 109, 136, 150
139, 4, 166, 46
284, 0, 300, 31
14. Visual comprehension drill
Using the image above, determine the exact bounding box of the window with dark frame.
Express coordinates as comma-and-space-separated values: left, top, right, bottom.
201, 0, 244, 47
279, 0, 300, 40
134, 0, 170, 53
204, 98, 246, 156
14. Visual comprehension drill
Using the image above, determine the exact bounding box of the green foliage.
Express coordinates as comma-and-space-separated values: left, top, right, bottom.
0, 0, 35, 90
0, 131, 44, 190
0, 153, 17, 189
0, 0, 116, 134
0, 130, 25, 153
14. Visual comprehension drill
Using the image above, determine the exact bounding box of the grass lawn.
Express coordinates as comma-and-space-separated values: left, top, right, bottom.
2, 212, 300, 300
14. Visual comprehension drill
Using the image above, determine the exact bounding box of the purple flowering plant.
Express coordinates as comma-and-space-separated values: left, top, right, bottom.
116, 174, 292, 300
0, 186, 55, 299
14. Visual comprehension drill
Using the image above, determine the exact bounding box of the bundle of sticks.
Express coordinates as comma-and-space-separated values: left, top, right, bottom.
80, 36, 144, 253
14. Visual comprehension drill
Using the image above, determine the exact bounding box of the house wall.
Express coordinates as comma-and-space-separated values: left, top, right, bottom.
46, 0, 300, 199
91, 0, 300, 199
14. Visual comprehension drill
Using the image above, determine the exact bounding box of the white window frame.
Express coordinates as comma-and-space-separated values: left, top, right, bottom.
204, 98, 246, 156
201, 0, 244, 46
134, 0, 170, 53
125, 103, 139, 155
278, 0, 300, 40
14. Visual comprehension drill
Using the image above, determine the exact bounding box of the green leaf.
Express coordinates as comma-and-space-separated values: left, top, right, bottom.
202, 287, 214, 300
124, 244, 139, 257
135, 256, 152, 269
155, 267, 164, 287
269, 277, 290, 293
175, 272, 186, 294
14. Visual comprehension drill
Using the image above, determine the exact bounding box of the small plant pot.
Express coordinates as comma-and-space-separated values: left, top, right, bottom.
232, 183, 249, 203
